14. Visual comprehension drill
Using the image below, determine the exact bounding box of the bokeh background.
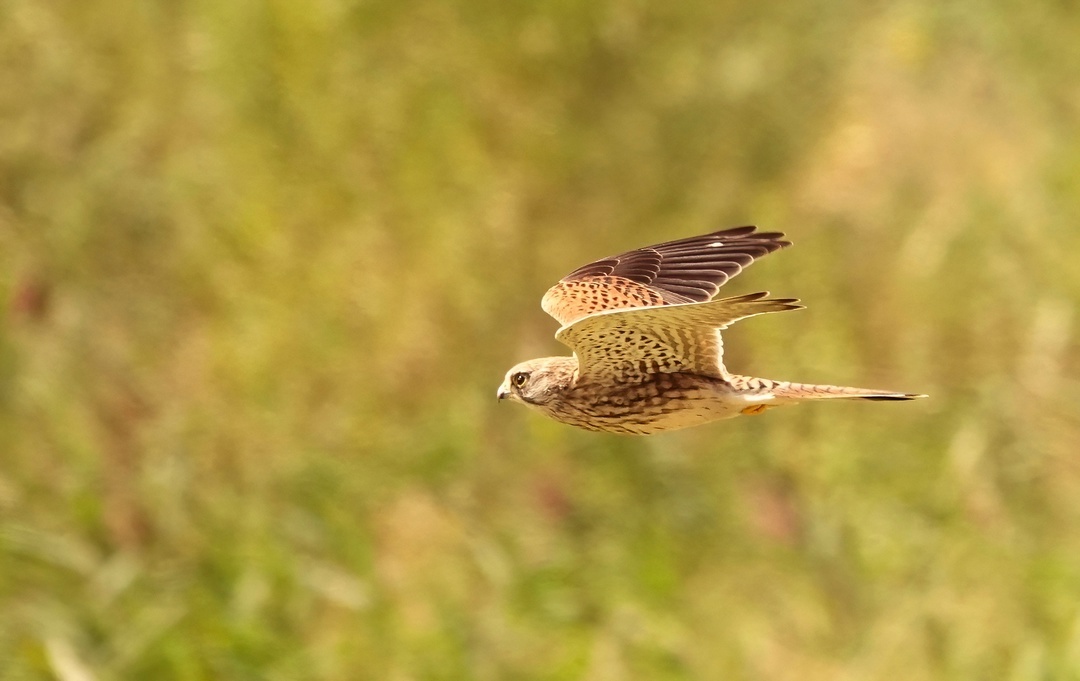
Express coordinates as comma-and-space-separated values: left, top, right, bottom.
2, 0, 1079, 679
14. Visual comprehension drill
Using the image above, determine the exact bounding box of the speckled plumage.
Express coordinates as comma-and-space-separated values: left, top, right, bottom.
499, 227, 926, 434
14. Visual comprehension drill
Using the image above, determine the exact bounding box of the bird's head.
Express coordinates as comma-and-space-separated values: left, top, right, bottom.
497, 357, 577, 407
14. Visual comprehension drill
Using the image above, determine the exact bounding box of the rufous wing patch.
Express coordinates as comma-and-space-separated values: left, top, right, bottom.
541, 276, 665, 326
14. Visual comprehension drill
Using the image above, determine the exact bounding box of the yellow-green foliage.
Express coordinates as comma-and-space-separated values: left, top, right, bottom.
2, 0, 1079, 679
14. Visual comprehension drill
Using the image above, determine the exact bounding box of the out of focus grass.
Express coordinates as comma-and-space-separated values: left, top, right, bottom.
2, 0, 1079, 679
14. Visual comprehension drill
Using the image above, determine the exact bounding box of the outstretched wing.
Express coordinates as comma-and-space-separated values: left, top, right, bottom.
541, 226, 790, 326
555, 292, 802, 381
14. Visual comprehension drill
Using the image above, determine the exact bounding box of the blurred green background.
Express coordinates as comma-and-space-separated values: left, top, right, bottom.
2, 0, 1079, 679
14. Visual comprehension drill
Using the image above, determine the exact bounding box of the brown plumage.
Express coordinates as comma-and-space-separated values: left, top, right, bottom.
541, 225, 790, 325
498, 226, 926, 435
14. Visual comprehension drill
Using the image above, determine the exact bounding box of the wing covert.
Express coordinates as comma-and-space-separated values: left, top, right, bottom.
554, 292, 802, 381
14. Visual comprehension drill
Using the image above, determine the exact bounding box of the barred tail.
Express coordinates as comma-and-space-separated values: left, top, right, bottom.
730, 375, 927, 403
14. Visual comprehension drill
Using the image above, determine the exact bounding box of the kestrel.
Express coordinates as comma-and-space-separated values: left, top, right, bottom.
497, 226, 926, 435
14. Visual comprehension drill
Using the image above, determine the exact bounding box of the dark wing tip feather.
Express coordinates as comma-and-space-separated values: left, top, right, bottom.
707, 226, 790, 243
658, 283, 717, 298
711, 225, 759, 236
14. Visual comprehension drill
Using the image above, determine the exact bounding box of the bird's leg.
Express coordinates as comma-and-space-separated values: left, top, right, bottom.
740, 404, 772, 416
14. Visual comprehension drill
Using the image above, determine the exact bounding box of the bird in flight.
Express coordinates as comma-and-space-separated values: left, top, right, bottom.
497, 226, 925, 435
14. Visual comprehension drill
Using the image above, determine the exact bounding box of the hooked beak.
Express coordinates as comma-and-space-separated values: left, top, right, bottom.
497, 384, 510, 401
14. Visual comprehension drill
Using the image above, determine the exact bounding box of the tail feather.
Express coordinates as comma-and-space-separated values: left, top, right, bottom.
730, 375, 927, 403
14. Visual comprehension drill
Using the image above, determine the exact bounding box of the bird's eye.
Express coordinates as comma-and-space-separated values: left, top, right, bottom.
512, 372, 528, 388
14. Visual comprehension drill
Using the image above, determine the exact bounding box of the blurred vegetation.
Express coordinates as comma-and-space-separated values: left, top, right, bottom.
2, 0, 1079, 678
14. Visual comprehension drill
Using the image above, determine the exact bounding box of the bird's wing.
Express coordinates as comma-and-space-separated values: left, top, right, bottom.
541, 226, 790, 326
555, 292, 802, 381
